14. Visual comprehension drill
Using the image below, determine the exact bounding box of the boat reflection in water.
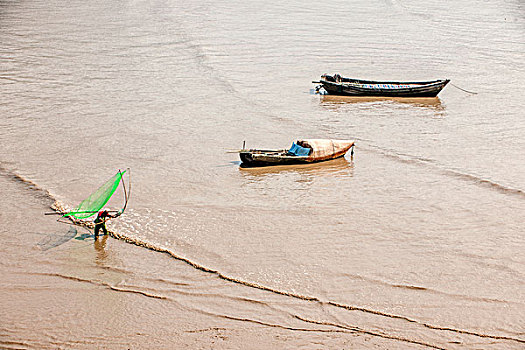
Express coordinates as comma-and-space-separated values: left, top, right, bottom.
319, 95, 445, 111
238, 156, 354, 181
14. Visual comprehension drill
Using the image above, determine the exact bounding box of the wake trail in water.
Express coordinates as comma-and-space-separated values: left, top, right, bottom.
356, 140, 525, 198
293, 315, 444, 350
341, 272, 519, 305
173, 16, 238, 96
174, 16, 302, 127
34, 272, 168, 300
2, 165, 523, 345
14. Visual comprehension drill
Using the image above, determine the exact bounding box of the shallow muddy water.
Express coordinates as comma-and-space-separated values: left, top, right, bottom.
1, 0, 524, 348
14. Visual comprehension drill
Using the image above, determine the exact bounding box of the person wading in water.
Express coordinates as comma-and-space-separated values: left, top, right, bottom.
94, 210, 119, 238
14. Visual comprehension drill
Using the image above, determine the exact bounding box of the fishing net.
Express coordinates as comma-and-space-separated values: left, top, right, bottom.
64, 170, 125, 219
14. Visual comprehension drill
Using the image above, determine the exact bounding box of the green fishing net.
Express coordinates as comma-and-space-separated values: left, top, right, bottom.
64, 170, 125, 219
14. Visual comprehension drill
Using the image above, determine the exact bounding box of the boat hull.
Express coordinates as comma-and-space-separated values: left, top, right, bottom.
315, 76, 449, 97
240, 152, 347, 167
239, 140, 355, 167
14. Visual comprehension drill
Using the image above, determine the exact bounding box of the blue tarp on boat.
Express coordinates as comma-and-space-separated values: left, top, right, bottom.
288, 142, 310, 156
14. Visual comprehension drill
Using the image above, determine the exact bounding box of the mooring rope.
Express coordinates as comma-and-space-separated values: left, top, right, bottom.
450, 83, 478, 95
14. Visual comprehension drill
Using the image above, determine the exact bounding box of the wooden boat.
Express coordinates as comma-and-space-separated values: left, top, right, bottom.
240, 139, 355, 167
313, 74, 449, 97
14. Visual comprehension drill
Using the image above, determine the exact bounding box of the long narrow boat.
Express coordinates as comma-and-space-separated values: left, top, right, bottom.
240, 139, 355, 167
313, 74, 449, 97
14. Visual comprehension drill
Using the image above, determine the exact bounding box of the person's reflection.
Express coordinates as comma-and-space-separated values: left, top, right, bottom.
94, 234, 108, 264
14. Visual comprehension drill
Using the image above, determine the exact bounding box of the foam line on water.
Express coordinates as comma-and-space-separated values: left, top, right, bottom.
358, 143, 525, 198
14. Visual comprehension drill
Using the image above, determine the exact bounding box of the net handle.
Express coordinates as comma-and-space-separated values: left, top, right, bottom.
119, 168, 131, 214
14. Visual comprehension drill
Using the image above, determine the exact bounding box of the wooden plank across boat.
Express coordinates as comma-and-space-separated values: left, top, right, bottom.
313, 74, 449, 97
240, 139, 355, 167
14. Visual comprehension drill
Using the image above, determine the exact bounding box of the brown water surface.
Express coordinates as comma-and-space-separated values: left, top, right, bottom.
1, 0, 524, 348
